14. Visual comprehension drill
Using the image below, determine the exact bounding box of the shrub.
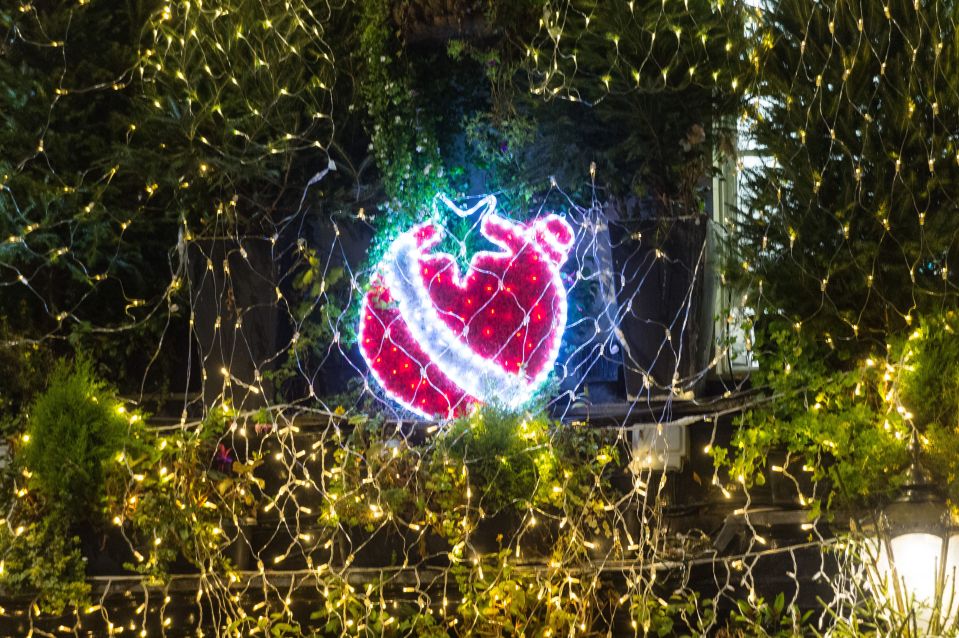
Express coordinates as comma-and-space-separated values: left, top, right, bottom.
435, 406, 557, 517
20, 357, 130, 525
0, 513, 90, 614
0, 356, 133, 612
894, 312, 959, 432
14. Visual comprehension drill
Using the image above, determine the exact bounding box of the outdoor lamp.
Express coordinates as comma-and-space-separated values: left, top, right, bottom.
869, 433, 959, 635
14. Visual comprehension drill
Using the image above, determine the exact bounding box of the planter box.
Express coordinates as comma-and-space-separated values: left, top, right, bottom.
464, 511, 570, 562
338, 525, 435, 568
557, 207, 625, 406
609, 216, 713, 399
81, 527, 137, 576
246, 522, 335, 571
188, 238, 279, 411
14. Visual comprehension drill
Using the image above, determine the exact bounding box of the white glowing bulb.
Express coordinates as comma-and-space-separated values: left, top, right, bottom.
871, 533, 959, 631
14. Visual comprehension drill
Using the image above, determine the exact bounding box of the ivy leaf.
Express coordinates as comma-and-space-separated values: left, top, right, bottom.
216, 478, 234, 495
231, 457, 263, 474
326, 266, 345, 287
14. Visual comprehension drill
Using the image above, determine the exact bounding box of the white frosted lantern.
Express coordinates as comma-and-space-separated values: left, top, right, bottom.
869, 454, 959, 635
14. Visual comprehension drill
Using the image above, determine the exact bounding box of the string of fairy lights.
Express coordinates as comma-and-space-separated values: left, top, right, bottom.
3, 0, 959, 635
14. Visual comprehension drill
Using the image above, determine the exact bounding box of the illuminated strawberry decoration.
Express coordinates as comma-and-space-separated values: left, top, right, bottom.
359, 195, 575, 418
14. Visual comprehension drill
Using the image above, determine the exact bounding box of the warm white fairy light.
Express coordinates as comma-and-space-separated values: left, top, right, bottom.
6, 0, 950, 634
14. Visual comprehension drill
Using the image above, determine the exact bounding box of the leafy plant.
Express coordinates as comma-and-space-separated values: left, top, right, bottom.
727, 592, 812, 637
0, 316, 55, 436
717, 311, 959, 517
892, 311, 959, 432
0, 2, 184, 394
323, 414, 426, 532
527, 0, 747, 210
0, 360, 264, 608
630, 589, 717, 637
0, 356, 136, 612
308, 575, 447, 638
139, 0, 339, 232
712, 325, 909, 511
735, 0, 959, 356
451, 553, 603, 636
891, 312, 959, 502
20, 357, 131, 525
105, 408, 263, 581
357, 0, 450, 254
0, 514, 90, 614
433, 406, 558, 517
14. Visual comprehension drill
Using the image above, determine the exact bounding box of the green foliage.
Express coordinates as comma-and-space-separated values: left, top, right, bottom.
357, 0, 450, 259
631, 589, 815, 638
1, 361, 262, 607
630, 589, 722, 637
893, 312, 959, 431
736, 0, 959, 355
319, 404, 621, 571
0, 514, 90, 614
306, 577, 447, 638
0, 2, 180, 391
718, 311, 959, 514
139, 0, 340, 230
1, 0, 357, 396
463, 109, 539, 208
104, 408, 262, 581
20, 357, 130, 524
434, 406, 557, 516
450, 554, 582, 635
529, 0, 748, 207
712, 325, 909, 510
229, 575, 448, 637
0, 356, 133, 612
727, 592, 812, 637
0, 316, 54, 434
889, 312, 959, 502
324, 413, 426, 531
442, 3, 545, 212
269, 245, 352, 397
